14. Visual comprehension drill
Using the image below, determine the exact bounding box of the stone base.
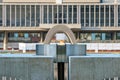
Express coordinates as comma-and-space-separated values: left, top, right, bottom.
0, 55, 54, 80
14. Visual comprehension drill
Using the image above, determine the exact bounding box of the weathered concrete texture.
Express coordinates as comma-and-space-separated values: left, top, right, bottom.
36, 43, 56, 57
69, 55, 120, 80
66, 43, 86, 56
0, 56, 54, 80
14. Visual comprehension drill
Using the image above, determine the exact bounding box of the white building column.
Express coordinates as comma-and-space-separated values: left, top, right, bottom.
62, 5, 63, 24
42, 5, 44, 24
77, 5, 79, 24
40, 5, 42, 24
52, 5, 54, 24
72, 5, 73, 24
3, 32, 8, 50
57, 5, 58, 24
40, 32, 43, 43
67, 5, 68, 24
10, 5, 12, 27
79, 5, 81, 25
114, 5, 118, 27
47, 5, 49, 24
2, 5, 6, 27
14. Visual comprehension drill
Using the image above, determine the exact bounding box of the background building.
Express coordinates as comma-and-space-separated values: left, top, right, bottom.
0, 0, 120, 50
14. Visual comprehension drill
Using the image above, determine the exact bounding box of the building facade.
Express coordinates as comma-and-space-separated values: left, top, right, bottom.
0, 0, 120, 49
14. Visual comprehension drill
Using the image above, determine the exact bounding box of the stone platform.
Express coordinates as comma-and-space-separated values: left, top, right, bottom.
0, 54, 54, 80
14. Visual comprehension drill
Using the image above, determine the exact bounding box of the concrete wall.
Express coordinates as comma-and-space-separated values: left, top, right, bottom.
0, 56, 54, 80
0, 0, 2, 3
69, 55, 120, 80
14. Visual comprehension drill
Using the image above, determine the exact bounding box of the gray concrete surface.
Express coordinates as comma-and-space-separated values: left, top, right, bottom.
36, 43, 57, 57
69, 54, 120, 80
0, 55, 54, 80
66, 43, 86, 56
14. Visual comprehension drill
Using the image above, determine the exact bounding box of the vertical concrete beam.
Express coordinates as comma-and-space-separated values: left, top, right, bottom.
112, 32, 116, 40
40, 32, 43, 43
3, 32, 8, 50
114, 5, 118, 27
2, 5, 5, 27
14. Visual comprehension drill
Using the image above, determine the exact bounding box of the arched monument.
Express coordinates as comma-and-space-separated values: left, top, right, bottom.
44, 25, 76, 44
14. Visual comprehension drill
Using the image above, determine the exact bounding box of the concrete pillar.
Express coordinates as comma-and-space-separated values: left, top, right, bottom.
114, 5, 118, 27
40, 32, 43, 43
113, 32, 116, 40
2, 5, 6, 27
3, 32, 8, 50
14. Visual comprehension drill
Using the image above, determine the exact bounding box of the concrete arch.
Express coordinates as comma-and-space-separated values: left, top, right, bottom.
44, 25, 76, 44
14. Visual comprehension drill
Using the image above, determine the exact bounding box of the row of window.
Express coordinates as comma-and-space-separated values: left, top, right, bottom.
0, 5, 119, 27
0, 32, 120, 41
81, 5, 114, 27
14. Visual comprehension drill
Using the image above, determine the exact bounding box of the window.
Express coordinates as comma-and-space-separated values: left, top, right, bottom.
54, 5, 57, 23
91, 5, 94, 27
44, 5, 47, 23
63, 5, 67, 23
6, 5, 10, 26
49, 5, 52, 23
58, 5, 62, 23
105, 5, 109, 26
96, 5, 99, 27
16, 5, 20, 26
11, 5, 15, 26
73, 5, 77, 23
68, 5, 72, 23
81, 5, 84, 26
26, 5, 30, 26
0, 5, 2, 26
21, 5, 25, 26
118, 5, 120, 26
110, 5, 114, 26
36, 5, 40, 26
100, 5, 104, 27
31, 5, 35, 26
85, 5, 89, 27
